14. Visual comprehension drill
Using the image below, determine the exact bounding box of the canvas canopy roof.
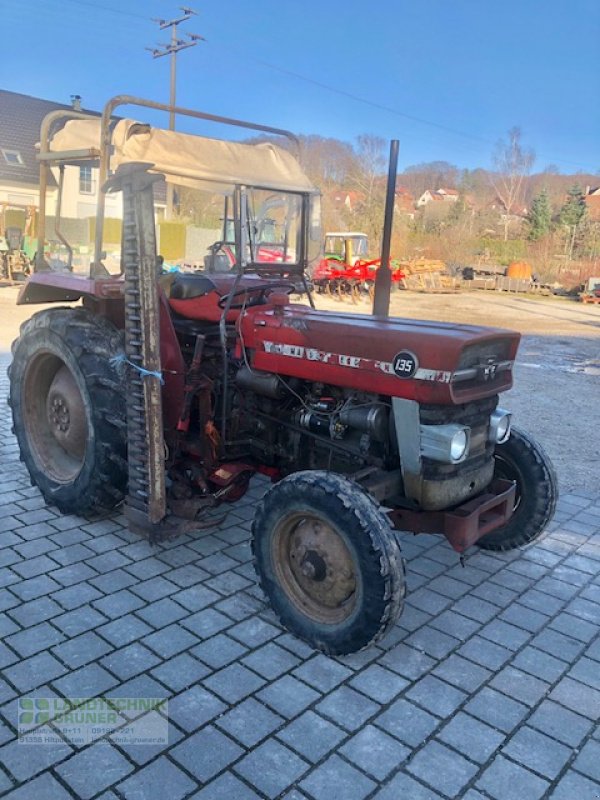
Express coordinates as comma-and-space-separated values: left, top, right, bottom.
48, 118, 316, 194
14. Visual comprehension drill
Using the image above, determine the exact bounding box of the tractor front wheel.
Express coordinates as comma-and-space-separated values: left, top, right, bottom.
252, 471, 406, 654
478, 426, 558, 551
8, 308, 127, 515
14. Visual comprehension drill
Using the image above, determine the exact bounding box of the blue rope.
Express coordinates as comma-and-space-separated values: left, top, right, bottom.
110, 353, 164, 385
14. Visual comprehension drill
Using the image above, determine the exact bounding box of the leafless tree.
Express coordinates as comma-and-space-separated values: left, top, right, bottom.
490, 127, 535, 240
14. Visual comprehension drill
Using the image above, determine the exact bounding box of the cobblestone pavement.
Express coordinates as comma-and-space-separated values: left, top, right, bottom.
0, 354, 599, 800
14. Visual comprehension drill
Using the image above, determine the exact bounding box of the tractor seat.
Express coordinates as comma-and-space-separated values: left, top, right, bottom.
169, 274, 217, 300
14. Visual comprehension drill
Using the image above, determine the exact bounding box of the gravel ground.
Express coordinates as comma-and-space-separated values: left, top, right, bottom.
1, 284, 599, 493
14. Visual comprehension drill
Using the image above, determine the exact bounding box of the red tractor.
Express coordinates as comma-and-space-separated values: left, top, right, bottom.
8, 96, 557, 654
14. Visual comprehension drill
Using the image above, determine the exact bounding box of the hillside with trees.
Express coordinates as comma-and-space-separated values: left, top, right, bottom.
236, 129, 600, 286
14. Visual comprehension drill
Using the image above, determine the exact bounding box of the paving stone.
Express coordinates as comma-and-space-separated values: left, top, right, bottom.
465, 687, 529, 733
51, 631, 112, 669
458, 636, 512, 671
117, 755, 196, 800
2, 772, 73, 799
551, 771, 600, 800
10, 596, 62, 627
203, 663, 265, 703
549, 676, 600, 719
168, 685, 226, 733
379, 642, 436, 680
51, 583, 103, 610
373, 772, 444, 800
113, 720, 183, 765
407, 739, 479, 797
9, 574, 61, 601
165, 564, 210, 588
172, 585, 220, 613
276, 709, 345, 762
105, 674, 169, 721
341, 724, 409, 780
405, 675, 467, 718
300, 754, 375, 800
101, 643, 161, 680
217, 697, 284, 747
180, 608, 231, 639
405, 626, 459, 659
237, 642, 299, 681
488, 666, 549, 707
229, 616, 281, 648
171, 725, 243, 783
438, 712, 505, 764
3, 650, 67, 692
349, 664, 408, 704
136, 598, 188, 628
56, 742, 134, 799
375, 698, 440, 747
190, 772, 261, 799
191, 633, 248, 668
0, 613, 19, 636
93, 589, 146, 620
0, 736, 72, 781
150, 652, 210, 692
452, 595, 501, 623
498, 603, 548, 632
549, 612, 598, 643
96, 614, 154, 648
5, 622, 64, 658
567, 656, 600, 691
511, 645, 568, 683
49, 542, 96, 565
52, 663, 118, 699
316, 685, 379, 732
143, 624, 198, 659
479, 619, 531, 651
257, 675, 320, 719
90, 569, 139, 593
52, 605, 107, 637
429, 609, 481, 639
531, 628, 586, 662
572, 739, 600, 782
236, 739, 309, 798
432, 654, 491, 693
86, 551, 132, 574
528, 699, 593, 747
502, 726, 572, 780
293, 654, 353, 692
476, 754, 549, 800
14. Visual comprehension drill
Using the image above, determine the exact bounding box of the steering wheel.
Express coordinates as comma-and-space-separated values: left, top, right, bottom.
218, 281, 296, 310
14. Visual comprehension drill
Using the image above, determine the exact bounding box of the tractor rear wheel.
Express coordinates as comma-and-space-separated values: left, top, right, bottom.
8, 308, 127, 515
477, 426, 557, 551
252, 470, 406, 654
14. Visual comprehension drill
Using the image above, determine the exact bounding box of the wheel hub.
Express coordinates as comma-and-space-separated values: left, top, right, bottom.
274, 514, 357, 623
45, 365, 87, 460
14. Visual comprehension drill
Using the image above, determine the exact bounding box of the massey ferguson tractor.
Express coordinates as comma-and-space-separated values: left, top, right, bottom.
8, 96, 557, 655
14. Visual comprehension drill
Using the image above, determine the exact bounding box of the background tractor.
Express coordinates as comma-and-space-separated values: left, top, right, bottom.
8, 96, 557, 654
312, 231, 405, 301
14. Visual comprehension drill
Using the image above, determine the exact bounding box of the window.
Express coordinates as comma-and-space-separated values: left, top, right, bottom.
79, 165, 95, 194
2, 149, 24, 166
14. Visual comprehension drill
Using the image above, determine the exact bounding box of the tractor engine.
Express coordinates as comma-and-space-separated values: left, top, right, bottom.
229, 363, 502, 512
233, 365, 391, 476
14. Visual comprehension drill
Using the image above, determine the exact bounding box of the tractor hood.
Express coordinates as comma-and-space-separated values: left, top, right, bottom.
241, 303, 520, 404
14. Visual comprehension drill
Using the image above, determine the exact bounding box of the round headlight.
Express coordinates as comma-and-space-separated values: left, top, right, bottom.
489, 409, 512, 444
450, 429, 469, 462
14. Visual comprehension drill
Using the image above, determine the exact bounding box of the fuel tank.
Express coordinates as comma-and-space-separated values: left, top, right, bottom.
240, 302, 520, 404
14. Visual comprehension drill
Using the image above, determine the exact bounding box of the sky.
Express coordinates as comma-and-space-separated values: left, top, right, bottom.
1, 0, 599, 174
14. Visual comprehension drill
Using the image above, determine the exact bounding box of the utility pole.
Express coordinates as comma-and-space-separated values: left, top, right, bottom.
147, 7, 204, 218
